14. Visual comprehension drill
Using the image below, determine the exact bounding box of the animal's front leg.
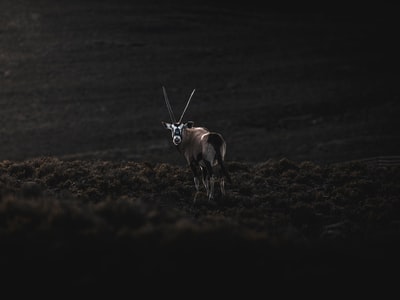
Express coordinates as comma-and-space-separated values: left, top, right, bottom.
193, 176, 201, 204
209, 176, 215, 200
190, 161, 201, 203
189, 161, 200, 191
193, 177, 200, 192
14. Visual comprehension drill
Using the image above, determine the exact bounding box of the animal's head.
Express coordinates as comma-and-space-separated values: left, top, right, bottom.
161, 86, 195, 146
162, 121, 194, 145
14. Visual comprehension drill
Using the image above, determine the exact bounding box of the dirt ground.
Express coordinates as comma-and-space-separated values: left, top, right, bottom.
0, 0, 399, 296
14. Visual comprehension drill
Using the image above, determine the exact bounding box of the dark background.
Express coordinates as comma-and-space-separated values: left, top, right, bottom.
1, 1, 400, 295
1, 0, 399, 165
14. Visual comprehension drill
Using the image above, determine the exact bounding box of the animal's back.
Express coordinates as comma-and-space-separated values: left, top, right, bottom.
182, 127, 209, 161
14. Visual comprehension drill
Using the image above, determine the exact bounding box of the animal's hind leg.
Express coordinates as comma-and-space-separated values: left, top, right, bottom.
203, 161, 214, 201
200, 166, 209, 195
220, 178, 225, 196
215, 166, 225, 197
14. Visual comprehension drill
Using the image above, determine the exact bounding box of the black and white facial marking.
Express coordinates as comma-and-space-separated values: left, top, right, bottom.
162, 121, 194, 146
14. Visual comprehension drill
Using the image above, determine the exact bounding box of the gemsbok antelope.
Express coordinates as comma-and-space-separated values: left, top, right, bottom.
161, 86, 231, 202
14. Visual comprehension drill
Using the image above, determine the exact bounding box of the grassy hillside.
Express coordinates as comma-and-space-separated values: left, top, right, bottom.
1, 1, 399, 164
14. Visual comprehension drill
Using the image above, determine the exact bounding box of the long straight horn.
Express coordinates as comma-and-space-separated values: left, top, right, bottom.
178, 89, 195, 123
162, 86, 176, 123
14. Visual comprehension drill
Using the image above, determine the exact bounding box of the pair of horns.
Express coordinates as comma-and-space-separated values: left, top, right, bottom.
163, 86, 195, 124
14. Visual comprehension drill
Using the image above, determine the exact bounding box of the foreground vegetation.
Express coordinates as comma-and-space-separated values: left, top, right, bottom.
0, 157, 399, 293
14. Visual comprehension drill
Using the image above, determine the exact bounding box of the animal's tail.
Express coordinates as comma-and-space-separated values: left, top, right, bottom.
216, 152, 232, 184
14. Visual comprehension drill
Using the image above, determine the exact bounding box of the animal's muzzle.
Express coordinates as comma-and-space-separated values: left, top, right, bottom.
173, 136, 182, 145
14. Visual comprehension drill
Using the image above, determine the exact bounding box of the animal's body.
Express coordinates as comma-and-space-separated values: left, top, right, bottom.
161, 87, 231, 201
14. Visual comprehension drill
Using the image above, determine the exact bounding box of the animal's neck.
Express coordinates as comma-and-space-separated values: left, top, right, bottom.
177, 127, 208, 153
175, 130, 192, 153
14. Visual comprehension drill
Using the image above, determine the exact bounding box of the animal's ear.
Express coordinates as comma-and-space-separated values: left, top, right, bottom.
162, 121, 172, 129
185, 121, 194, 128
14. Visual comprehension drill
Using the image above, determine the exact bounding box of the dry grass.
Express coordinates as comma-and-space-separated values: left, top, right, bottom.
0, 157, 399, 294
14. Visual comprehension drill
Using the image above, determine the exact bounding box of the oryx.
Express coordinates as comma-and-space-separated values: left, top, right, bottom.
161, 86, 231, 202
